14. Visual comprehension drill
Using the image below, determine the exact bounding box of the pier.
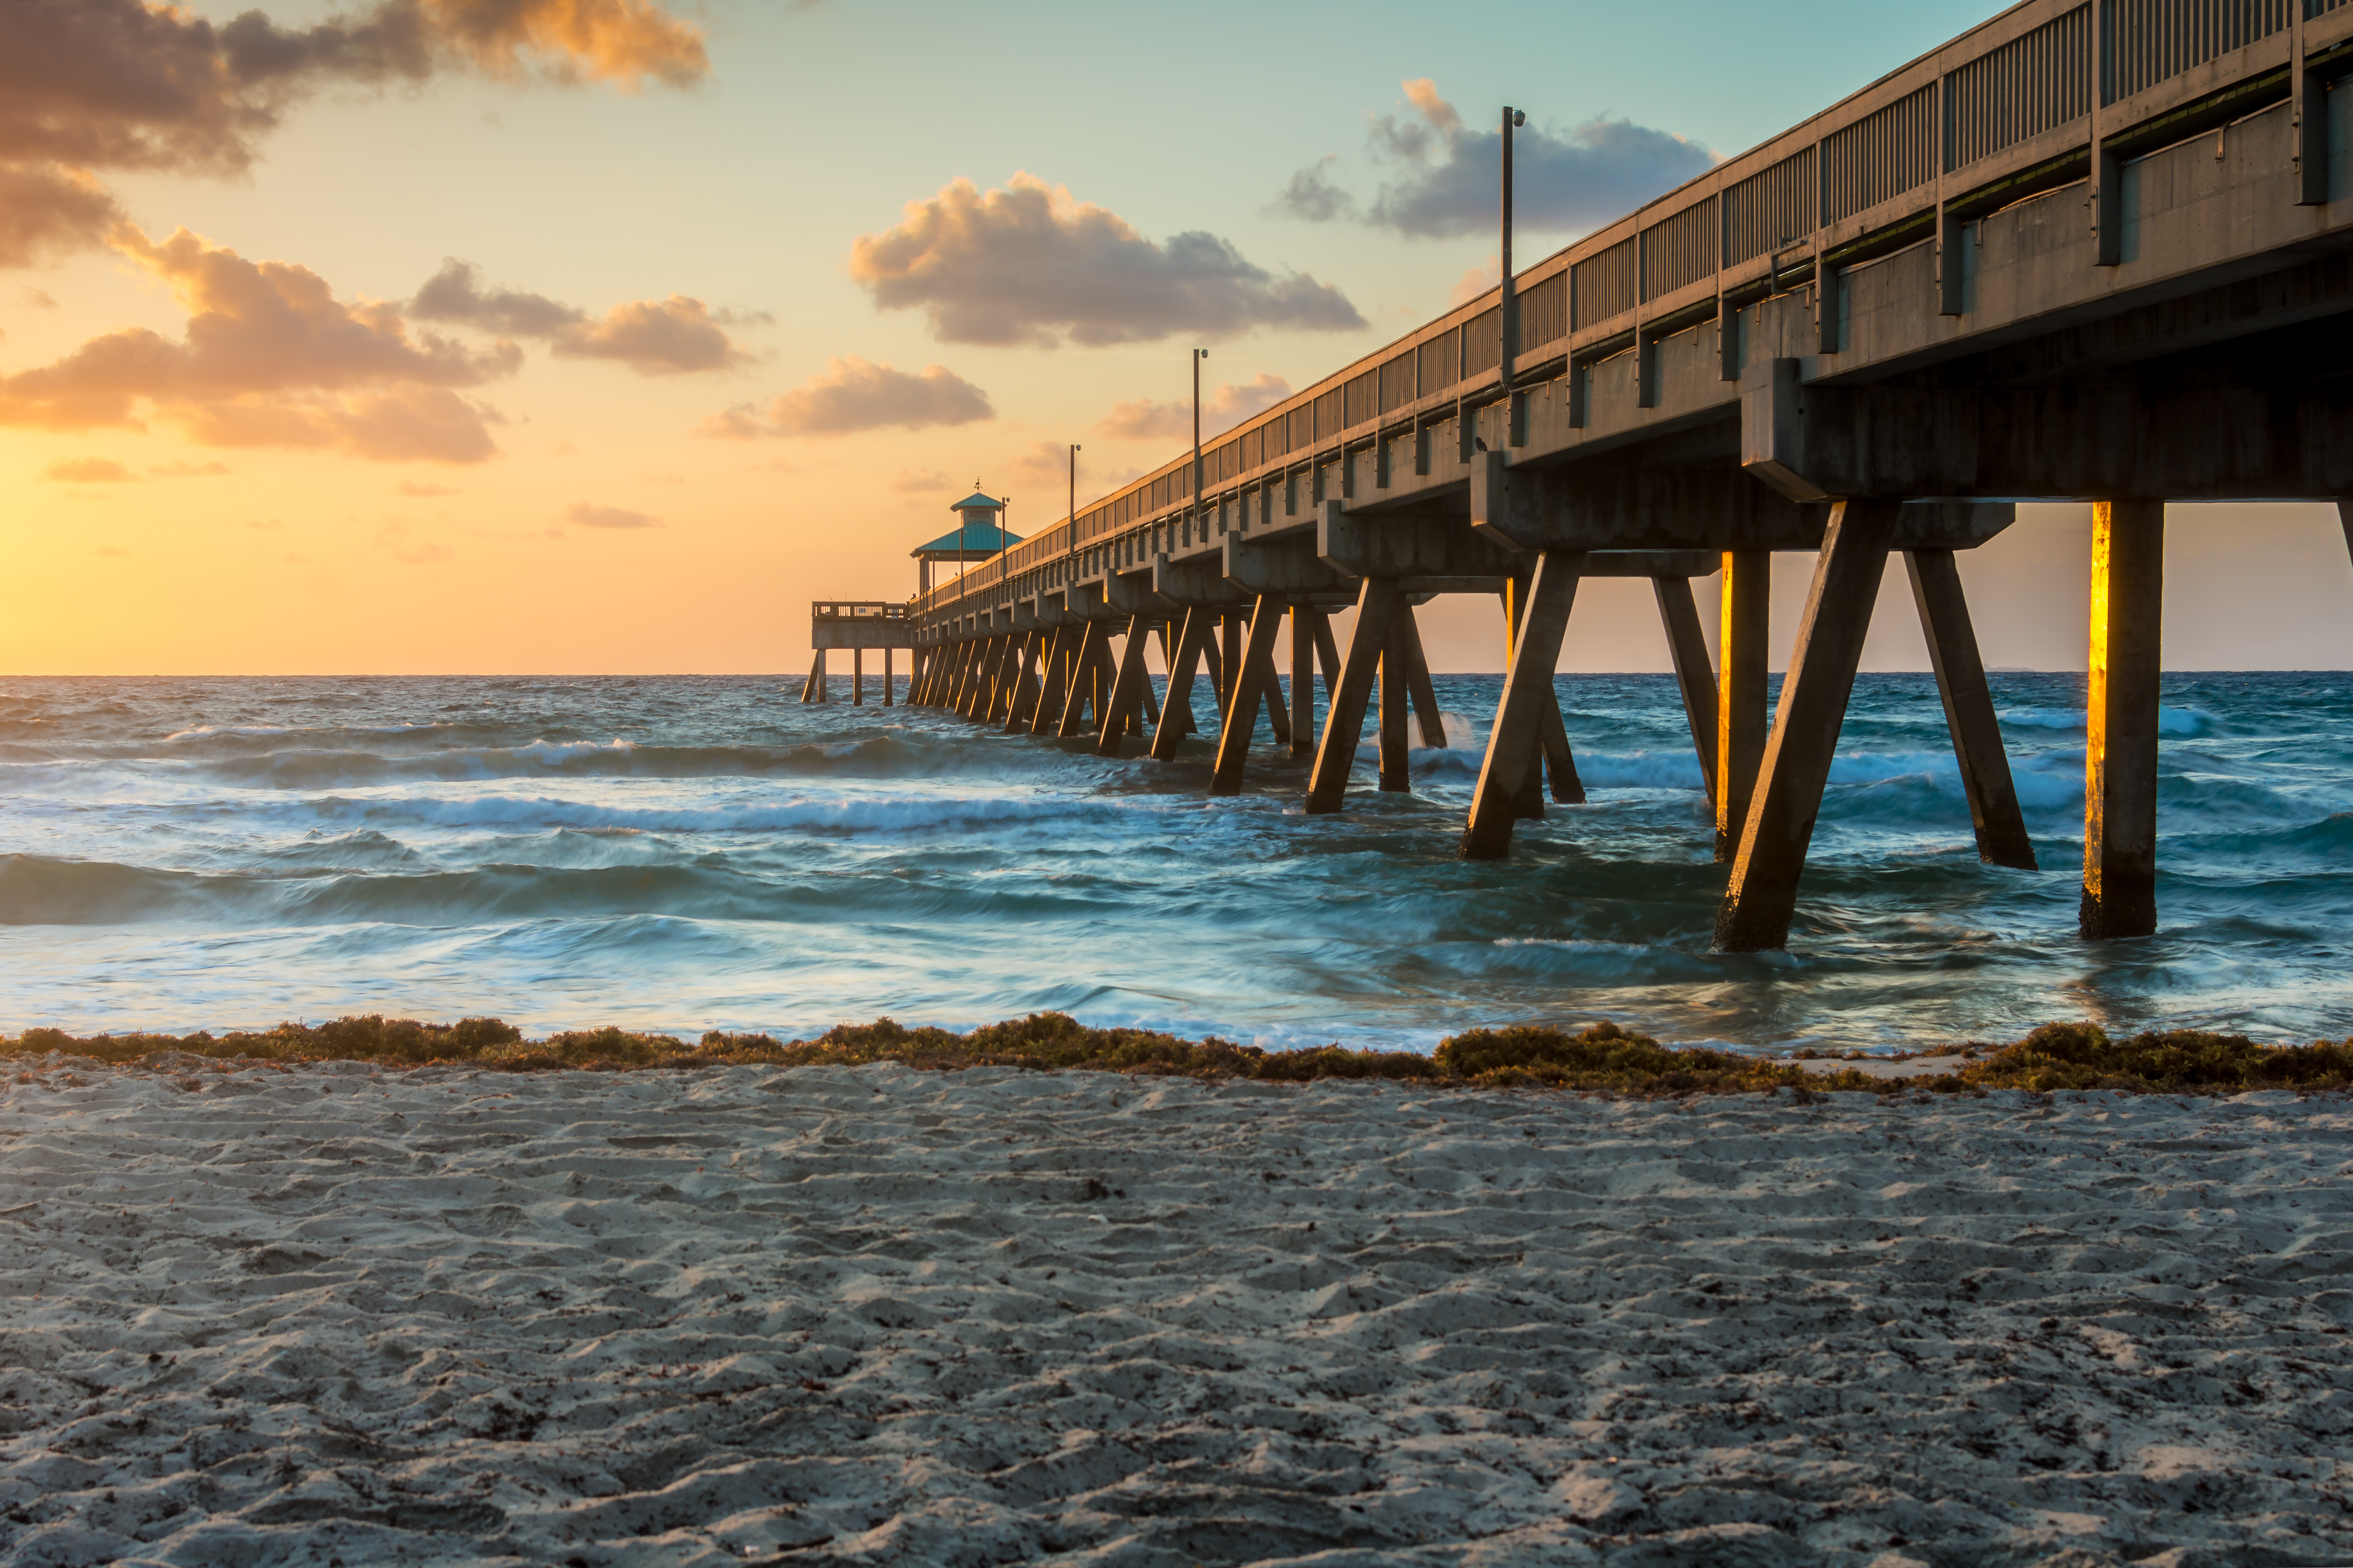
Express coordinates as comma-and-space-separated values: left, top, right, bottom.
816, 0, 2353, 949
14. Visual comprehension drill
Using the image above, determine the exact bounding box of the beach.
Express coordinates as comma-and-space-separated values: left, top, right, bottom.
2, 1059, 2347, 1566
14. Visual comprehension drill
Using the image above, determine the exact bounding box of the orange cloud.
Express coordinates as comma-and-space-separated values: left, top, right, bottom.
0, 227, 516, 463
0, 0, 707, 263
706, 357, 993, 438
849, 173, 1365, 347
0, 0, 708, 173
410, 260, 757, 375
410, 0, 709, 88
0, 165, 122, 268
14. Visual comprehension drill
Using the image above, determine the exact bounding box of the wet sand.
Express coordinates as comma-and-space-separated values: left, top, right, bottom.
1, 1059, 2348, 1566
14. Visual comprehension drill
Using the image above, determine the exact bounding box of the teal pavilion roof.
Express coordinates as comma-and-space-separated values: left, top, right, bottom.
912, 519, 1022, 559
913, 488, 1020, 559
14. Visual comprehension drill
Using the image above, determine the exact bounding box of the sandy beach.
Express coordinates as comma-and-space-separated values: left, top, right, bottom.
1, 1060, 2348, 1567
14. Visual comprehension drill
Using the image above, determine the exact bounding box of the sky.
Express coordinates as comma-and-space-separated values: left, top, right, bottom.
2, 0, 2348, 676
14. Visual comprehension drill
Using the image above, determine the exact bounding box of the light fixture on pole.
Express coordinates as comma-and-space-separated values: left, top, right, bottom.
1191, 347, 1207, 540
1499, 106, 1525, 399
1068, 443, 1080, 548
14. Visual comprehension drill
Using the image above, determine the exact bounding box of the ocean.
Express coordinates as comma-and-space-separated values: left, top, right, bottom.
0, 671, 2347, 1053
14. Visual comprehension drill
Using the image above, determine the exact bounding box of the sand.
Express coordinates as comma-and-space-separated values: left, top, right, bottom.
1, 1059, 2349, 1568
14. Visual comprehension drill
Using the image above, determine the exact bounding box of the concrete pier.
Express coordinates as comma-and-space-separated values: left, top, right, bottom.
853, 0, 2353, 949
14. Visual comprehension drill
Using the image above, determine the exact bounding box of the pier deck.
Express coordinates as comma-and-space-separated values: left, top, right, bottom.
821, 0, 2353, 947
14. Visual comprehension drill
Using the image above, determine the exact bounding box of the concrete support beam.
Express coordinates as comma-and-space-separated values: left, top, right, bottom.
1652, 575, 1719, 807
1289, 608, 1315, 757
2081, 501, 2165, 940
1227, 535, 1355, 597
1306, 578, 1402, 815
1220, 612, 1243, 720
1318, 499, 1515, 580
1057, 622, 1108, 738
1030, 625, 1072, 736
1538, 684, 1585, 806
1378, 612, 1410, 793
1472, 444, 2009, 554
1461, 552, 1583, 859
1211, 595, 1287, 796
1716, 550, 1770, 863
1397, 605, 1446, 749
1713, 500, 1899, 952
800, 648, 826, 704
883, 647, 894, 708
1100, 615, 1154, 756
998, 633, 1036, 730
1906, 549, 2037, 870
1152, 608, 1213, 762
1744, 357, 2353, 503
1500, 575, 1548, 821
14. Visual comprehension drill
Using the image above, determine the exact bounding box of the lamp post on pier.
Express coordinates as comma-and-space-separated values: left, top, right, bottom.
1191, 347, 1207, 540
1499, 105, 1525, 397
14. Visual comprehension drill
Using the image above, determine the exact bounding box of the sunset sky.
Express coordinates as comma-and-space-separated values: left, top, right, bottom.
4, 0, 2349, 676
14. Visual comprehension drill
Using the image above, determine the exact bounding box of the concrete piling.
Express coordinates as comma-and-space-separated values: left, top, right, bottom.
1653, 575, 1719, 807
1307, 578, 1402, 815
1906, 548, 2037, 870
2080, 500, 2165, 940
1713, 501, 1899, 952
1716, 550, 1769, 863
1462, 551, 1583, 860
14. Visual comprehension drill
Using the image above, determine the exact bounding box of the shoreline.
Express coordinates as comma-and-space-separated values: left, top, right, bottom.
6, 1011, 2350, 1096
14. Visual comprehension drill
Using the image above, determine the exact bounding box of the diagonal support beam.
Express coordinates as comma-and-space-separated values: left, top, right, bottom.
1306, 579, 1403, 815
1212, 596, 1289, 795
1653, 575, 1720, 808
1057, 622, 1109, 737
1906, 549, 2037, 870
1003, 633, 1042, 731
1463, 552, 1584, 858
1152, 610, 1211, 758
1378, 612, 1411, 792
1713, 499, 1900, 952
1310, 614, 1341, 703
1030, 625, 1072, 735
1289, 608, 1316, 756
2081, 501, 2165, 939
1397, 604, 1448, 748
1099, 616, 1154, 755
1538, 698, 1585, 804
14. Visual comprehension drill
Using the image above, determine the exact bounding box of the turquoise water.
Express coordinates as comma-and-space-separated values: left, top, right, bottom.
0, 671, 2347, 1051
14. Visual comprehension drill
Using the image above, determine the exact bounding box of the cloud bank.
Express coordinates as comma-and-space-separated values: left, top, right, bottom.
0, 0, 707, 266
1272, 81, 1714, 240
849, 173, 1365, 348
0, 227, 516, 462
411, 260, 755, 374
705, 357, 993, 439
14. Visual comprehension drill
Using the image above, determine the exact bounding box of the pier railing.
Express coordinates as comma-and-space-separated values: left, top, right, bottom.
912, 0, 2353, 621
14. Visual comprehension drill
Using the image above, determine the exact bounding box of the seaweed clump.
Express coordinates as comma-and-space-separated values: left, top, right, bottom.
2, 1012, 2347, 1097
1943, 1022, 2353, 1093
